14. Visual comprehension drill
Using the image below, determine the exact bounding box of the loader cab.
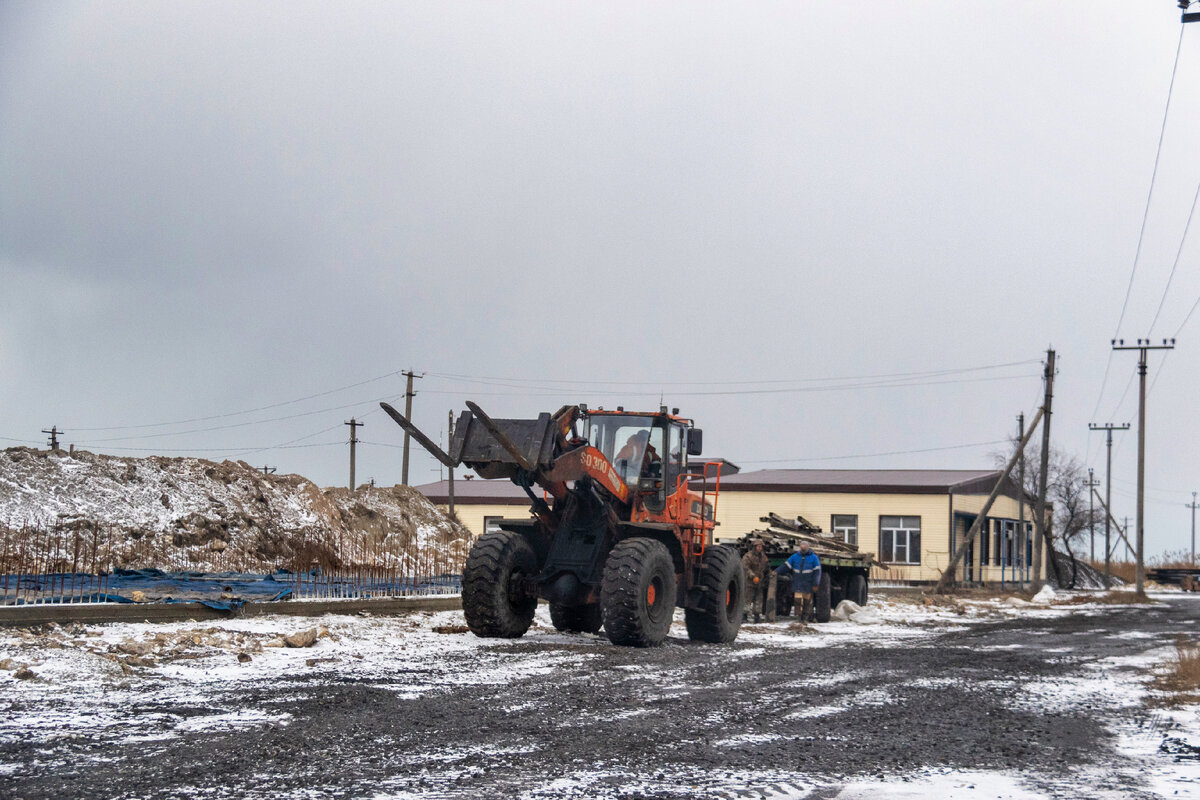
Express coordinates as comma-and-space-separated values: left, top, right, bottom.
582, 409, 692, 512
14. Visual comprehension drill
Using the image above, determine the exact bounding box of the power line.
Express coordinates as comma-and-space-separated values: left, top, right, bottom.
419, 372, 1038, 399
65, 441, 345, 454
425, 359, 1040, 389
1173, 290, 1200, 337
1114, 25, 1185, 339
71, 394, 402, 444
1089, 25, 1186, 441
68, 368, 408, 432
737, 439, 1009, 465
1149, 178, 1200, 335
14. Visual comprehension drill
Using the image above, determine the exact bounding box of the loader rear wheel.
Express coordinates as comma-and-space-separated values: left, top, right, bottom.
601, 538, 676, 647
685, 545, 744, 643
848, 573, 868, 607
776, 574, 794, 617
814, 571, 832, 623
549, 602, 603, 634
462, 531, 538, 638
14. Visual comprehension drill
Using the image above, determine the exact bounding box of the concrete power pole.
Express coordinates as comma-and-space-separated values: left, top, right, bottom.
400, 370, 423, 486
1033, 349, 1055, 588
1112, 338, 1175, 596
345, 418, 364, 491
1084, 469, 1101, 563
1189, 491, 1199, 564
1089, 422, 1129, 588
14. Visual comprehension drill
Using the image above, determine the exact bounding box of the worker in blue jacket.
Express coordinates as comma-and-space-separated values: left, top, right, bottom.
776, 540, 822, 622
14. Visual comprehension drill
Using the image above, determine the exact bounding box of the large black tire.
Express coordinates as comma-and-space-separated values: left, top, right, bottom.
602, 538, 677, 647
848, 573, 868, 607
776, 574, 794, 617
549, 602, 603, 634
685, 545, 745, 643
814, 571, 832, 623
462, 531, 538, 638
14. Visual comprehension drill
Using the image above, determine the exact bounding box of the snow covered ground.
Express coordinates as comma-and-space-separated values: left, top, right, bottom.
0, 590, 1197, 799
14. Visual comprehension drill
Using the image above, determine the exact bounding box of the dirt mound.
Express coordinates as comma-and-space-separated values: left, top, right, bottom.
0, 447, 469, 572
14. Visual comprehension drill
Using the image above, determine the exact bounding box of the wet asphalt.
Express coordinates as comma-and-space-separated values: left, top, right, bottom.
1, 596, 1197, 800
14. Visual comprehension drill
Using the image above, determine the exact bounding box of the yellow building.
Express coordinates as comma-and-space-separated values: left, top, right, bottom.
708, 469, 1047, 586
415, 468, 1048, 587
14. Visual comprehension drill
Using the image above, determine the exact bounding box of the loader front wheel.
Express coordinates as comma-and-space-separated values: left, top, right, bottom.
549, 602, 603, 634
462, 531, 538, 638
602, 538, 676, 647
685, 545, 744, 643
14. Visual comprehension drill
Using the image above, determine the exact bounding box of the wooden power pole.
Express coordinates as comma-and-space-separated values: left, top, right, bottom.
1033, 349, 1055, 588
934, 405, 1045, 593
1189, 491, 1198, 565
400, 370, 422, 486
42, 426, 63, 451
447, 409, 456, 516
1017, 413, 1026, 582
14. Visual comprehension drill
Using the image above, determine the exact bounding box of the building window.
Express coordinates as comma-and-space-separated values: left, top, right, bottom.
980, 518, 991, 565
483, 516, 503, 534
832, 515, 858, 546
880, 516, 921, 565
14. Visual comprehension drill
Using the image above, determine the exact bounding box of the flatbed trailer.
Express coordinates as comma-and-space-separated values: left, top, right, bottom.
733, 513, 881, 623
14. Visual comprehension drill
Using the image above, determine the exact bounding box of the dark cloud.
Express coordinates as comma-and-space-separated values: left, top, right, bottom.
2, 2, 1198, 554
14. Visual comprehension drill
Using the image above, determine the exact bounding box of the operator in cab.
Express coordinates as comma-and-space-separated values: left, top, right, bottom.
776, 540, 821, 622
613, 430, 660, 483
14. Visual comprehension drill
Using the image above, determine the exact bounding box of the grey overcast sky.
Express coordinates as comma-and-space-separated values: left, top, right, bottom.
2, 2, 1199, 557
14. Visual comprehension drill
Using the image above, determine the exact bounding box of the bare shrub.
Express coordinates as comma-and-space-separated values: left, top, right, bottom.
1152, 636, 1200, 703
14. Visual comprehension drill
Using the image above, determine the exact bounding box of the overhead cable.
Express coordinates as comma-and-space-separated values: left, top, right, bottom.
737, 439, 1009, 465
1090, 25, 1186, 435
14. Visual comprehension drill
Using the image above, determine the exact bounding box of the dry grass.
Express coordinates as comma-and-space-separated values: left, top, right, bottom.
1056, 590, 1155, 606
1151, 636, 1200, 705
1079, 559, 1137, 584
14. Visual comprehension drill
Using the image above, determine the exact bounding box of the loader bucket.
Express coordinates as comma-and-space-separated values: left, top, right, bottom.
380, 401, 572, 482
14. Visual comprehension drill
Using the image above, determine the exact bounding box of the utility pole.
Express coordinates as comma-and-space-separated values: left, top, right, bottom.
1089, 422, 1129, 588
1123, 516, 1132, 561
1017, 413, 1027, 582
1084, 469, 1101, 563
345, 417, 364, 491
400, 370, 423, 486
1188, 491, 1198, 564
260, 465, 276, 475
1113, 337, 1175, 596
1033, 349, 1055, 588
42, 426, 63, 451
447, 409, 456, 517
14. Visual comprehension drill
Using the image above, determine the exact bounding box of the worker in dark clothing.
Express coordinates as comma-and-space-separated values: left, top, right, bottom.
741, 540, 769, 623
776, 540, 822, 622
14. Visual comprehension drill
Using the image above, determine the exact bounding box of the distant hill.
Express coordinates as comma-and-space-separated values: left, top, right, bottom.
0, 447, 470, 573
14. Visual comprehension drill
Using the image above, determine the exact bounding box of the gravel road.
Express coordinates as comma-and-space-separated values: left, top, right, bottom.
1, 594, 1197, 799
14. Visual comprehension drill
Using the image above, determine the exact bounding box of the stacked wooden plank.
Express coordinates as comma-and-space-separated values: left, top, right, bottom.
740, 512, 885, 568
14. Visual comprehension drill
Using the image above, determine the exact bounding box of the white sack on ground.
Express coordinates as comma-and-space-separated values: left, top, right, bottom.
1032, 585, 1056, 605
833, 600, 863, 621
